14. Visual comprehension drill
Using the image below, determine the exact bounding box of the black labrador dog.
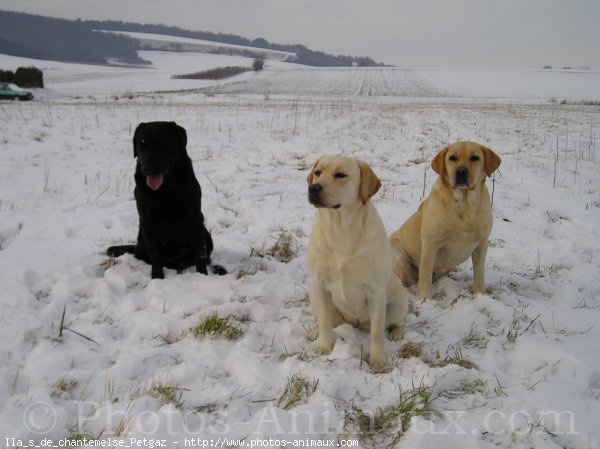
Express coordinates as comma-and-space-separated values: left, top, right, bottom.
107, 121, 223, 279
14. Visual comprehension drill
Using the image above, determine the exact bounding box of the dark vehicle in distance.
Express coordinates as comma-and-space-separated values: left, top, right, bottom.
0, 82, 34, 101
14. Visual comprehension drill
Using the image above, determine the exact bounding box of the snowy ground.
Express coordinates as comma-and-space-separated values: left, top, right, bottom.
200, 67, 450, 97
0, 52, 297, 99
1, 50, 600, 449
202, 67, 600, 101
2, 50, 600, 100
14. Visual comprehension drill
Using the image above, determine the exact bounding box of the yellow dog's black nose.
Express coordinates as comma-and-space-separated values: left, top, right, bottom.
455, 167, 469, 186
309, 183, 322, 194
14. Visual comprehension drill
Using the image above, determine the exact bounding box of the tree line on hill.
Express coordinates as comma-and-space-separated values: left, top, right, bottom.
0, 66, 44, 87
0, 10, 386, 67
0, 11, 145, 65
90, 20, 386, 67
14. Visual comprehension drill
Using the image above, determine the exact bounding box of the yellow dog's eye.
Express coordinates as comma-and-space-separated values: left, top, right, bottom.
334, 173, 348, 179
448, 155, 458, 162
314, 170, 322, 177
470, 155, 480, 161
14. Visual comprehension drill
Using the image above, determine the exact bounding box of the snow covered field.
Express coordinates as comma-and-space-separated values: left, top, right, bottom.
2, 49, 600, 100
1, 50, 600, 449
203, 67, 600, 101
202, 67, 450, 97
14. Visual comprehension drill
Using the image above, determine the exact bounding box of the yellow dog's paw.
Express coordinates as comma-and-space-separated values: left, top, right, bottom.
388, 324, 405, 341
369, 355, 387, 374
315, 338, 334, 355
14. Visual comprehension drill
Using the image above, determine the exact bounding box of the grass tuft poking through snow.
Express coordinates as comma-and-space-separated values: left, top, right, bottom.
343, 382, 435, 445
277, 372, 319, 410
148, 382, 188, 408
193, 313, 244, 340
267, 230, 299, 263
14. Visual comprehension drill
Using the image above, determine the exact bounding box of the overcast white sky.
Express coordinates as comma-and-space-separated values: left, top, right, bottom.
2, 0, 599, 68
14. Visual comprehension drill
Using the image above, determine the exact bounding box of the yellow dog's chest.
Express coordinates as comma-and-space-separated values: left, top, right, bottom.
435, 233, 482, 270
321, 262, 372, 324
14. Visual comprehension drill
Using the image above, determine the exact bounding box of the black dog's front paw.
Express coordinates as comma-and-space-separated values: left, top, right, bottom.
107, 245, 136, 258
211, 265, 228, 276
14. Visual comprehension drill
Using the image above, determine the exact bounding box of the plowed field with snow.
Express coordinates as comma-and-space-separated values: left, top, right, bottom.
203, 67, 450, 97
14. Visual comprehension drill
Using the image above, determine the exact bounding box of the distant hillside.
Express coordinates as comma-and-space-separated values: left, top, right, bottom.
0, 11, 146, 65
88, 20, 387, 67
0, 10, 386, 67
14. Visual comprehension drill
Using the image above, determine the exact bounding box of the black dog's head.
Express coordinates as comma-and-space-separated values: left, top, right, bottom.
133, 121, 188, 191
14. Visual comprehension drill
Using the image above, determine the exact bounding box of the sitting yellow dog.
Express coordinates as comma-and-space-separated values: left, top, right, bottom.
307, 155, 408, 372
390, 142, 501, 298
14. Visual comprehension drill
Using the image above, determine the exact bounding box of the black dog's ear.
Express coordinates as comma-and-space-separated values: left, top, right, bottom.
133, 122, 146, 158
172, 122, 188, 155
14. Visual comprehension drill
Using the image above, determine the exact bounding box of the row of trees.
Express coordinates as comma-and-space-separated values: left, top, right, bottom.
0, 11, 146, 65
0, 66, 43, 87
84, 20, 386, 67
0, 10, 385, 68
172, 58, 264, 81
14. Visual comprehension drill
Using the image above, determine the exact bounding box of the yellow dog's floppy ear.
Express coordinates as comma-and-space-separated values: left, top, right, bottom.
482, 146, 502, 177
307, 157, 321, 185
356, 159, 382, 204
431, 147, 448, 176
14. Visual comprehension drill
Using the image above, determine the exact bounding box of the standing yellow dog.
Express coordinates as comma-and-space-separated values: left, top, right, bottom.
307, 156, 408, 372
390, 142, 501, 299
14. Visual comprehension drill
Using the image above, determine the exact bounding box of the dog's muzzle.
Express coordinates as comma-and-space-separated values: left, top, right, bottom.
140, 161, 169, 191
454, 167, 469, 188
308, 184, 341, 209
308, 184, 324, 207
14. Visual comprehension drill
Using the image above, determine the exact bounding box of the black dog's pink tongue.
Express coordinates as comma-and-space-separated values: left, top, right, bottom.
146, 174, 164, 191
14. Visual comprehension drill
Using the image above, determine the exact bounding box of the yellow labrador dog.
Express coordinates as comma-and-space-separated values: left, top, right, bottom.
307, 155, 408, 372
390, 142, 501, 299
